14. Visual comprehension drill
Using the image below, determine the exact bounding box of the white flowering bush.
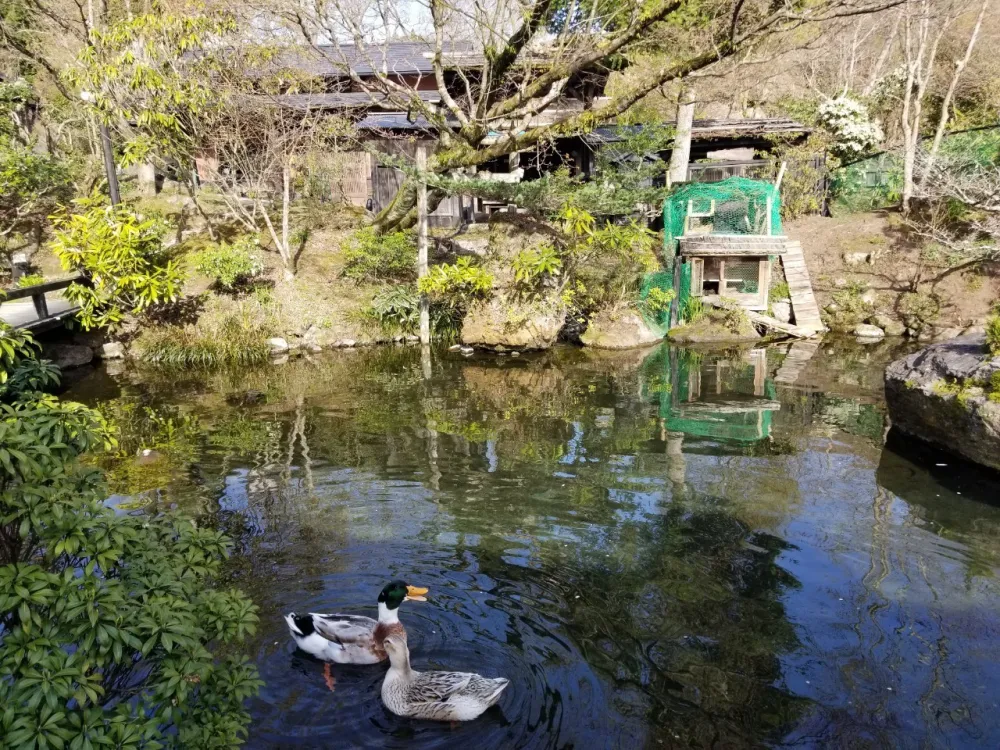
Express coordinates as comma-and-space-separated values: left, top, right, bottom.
817, 96, 883, 159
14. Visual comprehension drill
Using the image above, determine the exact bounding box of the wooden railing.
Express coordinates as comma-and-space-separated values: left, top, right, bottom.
0, 274, 84, 332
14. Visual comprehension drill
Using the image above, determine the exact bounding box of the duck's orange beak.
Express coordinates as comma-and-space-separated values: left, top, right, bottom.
404, 585, 429, 602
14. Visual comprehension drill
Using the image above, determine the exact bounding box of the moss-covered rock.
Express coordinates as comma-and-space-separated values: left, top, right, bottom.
461, 295, 565, 349
667, 309, 760, 344
885, 334, 1000, 471
461, 215, 566, 350
581, 307, 662, 349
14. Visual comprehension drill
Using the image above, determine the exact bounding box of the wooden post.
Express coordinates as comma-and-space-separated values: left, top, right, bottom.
774, 161, 787, 191
416, 144, 430, 346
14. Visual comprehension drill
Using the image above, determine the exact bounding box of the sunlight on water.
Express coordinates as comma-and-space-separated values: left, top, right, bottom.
67, 340, 1000, 749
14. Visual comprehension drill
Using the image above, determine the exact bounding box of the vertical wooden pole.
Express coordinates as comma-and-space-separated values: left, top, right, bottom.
416, 144, 430, 346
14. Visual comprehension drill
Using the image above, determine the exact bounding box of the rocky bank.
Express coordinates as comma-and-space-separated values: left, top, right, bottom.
885, 334, 1000, 471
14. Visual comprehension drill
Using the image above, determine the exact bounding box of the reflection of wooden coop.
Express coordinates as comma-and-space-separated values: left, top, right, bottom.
641, 347, 781, 447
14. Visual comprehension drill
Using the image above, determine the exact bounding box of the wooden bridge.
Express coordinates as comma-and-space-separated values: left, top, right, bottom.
1, 275, 82, 332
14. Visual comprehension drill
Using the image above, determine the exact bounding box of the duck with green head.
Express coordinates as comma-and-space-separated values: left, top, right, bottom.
284, 580, 428, 666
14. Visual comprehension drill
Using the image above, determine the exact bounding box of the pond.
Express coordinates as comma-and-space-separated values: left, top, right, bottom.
66, 339, 1000, 749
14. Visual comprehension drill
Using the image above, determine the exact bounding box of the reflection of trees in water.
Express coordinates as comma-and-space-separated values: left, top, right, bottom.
440, 484, 806, 746
91, 345, 812, 744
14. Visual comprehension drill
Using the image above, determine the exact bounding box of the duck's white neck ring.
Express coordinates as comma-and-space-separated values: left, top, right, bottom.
377, 601, 399, 625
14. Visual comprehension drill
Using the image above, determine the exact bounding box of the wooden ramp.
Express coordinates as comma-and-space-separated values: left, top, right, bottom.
775, 339, 823, 385
780, 240, 825, 333
745, 310, 817, 339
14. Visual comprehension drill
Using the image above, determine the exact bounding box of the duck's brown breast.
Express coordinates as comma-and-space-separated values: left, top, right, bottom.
372, 622, 406, 660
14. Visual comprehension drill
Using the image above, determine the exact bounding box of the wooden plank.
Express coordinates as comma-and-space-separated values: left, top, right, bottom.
2, 274, 83, 300
780, 240, 825, 333
745, 309, 818, 338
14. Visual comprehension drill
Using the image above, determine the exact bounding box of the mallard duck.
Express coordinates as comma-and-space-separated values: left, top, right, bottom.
284, 581, 428, 665
380, 635, 509, 722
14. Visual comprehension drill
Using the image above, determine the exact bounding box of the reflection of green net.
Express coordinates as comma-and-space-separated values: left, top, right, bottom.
663, 177, 782, 256
641, 348, 777, 444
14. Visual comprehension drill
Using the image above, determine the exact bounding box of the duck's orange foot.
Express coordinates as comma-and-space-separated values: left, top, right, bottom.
323, 662, 336, 692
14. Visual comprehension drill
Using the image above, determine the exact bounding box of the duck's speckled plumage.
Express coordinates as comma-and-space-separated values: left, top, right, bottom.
380, 636, 509, 721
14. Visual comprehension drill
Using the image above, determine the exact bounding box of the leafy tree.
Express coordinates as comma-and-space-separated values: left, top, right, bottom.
0, 327, 262, 748
0, 137, 73, 245
51, 195, 185, 330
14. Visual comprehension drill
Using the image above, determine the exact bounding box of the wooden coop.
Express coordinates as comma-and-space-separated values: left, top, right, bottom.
670, 180, 787, 312
644, 176, 825, 336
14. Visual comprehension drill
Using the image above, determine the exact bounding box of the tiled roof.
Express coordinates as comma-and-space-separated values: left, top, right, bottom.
274, 91, 442, 110
583, 118, 809, 145
276, 41, 483, 78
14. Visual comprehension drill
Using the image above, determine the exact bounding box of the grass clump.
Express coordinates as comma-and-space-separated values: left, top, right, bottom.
770, 281, 791, 301
132, 294, 277, 367
986, 311, 1000, 357
343, 227, 416, 282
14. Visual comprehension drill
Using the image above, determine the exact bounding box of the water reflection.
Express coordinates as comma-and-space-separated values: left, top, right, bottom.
64, 340, 1000, 749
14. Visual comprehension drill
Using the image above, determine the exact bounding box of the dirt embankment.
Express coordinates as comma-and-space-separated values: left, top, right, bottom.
786, 211, 998, 336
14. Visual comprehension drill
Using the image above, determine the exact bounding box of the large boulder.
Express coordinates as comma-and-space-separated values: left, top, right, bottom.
581, 308, 662, 349
42, 343, 93, 370
461, 295, 565, 349
460, 215, 567, 350
884, 334, 1000, 471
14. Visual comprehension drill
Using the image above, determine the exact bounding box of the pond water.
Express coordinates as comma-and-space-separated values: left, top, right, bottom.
66, 339, 1000, 750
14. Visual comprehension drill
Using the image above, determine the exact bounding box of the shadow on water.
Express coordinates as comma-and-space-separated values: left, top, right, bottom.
64, 340, 1000, 749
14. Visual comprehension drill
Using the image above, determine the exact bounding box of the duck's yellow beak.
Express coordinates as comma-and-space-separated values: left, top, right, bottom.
404, 585, 429, 602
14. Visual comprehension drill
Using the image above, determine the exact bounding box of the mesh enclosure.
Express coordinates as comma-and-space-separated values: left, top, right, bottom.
724, 259, 760, 294
639, 270, 675, 335
663, 177, 782, 257
830, 127, 1000, 213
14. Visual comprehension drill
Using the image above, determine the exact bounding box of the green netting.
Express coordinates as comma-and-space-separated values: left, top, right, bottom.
638, 270, 675, 335
640, 348, 778, 445
831, 126, 1000, 214
663, 177, 783, 257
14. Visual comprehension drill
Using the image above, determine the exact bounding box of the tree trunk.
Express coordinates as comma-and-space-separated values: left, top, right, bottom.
281, 163, 293, 279
921, 0, 988, 180
668, 85, 696, 186
372, 176, 446, 233
416, 145, 430, 344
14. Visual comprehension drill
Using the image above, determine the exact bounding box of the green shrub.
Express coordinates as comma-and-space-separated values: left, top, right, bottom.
418, 257, 493, 307
986, 312, 1000, 357
362, 285, 460, 338
0, 347, 261, 748
512, 244, 562, 287
51, 195, 185, 330
191, 235, 264, 289
363, 285, 421, 334
771, 281, 791, 300
898, 291, 940, 333
640, 286, 675, 317
15, 272, 44, 287
132, 295, 276, 367
343, 227, 416, 281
